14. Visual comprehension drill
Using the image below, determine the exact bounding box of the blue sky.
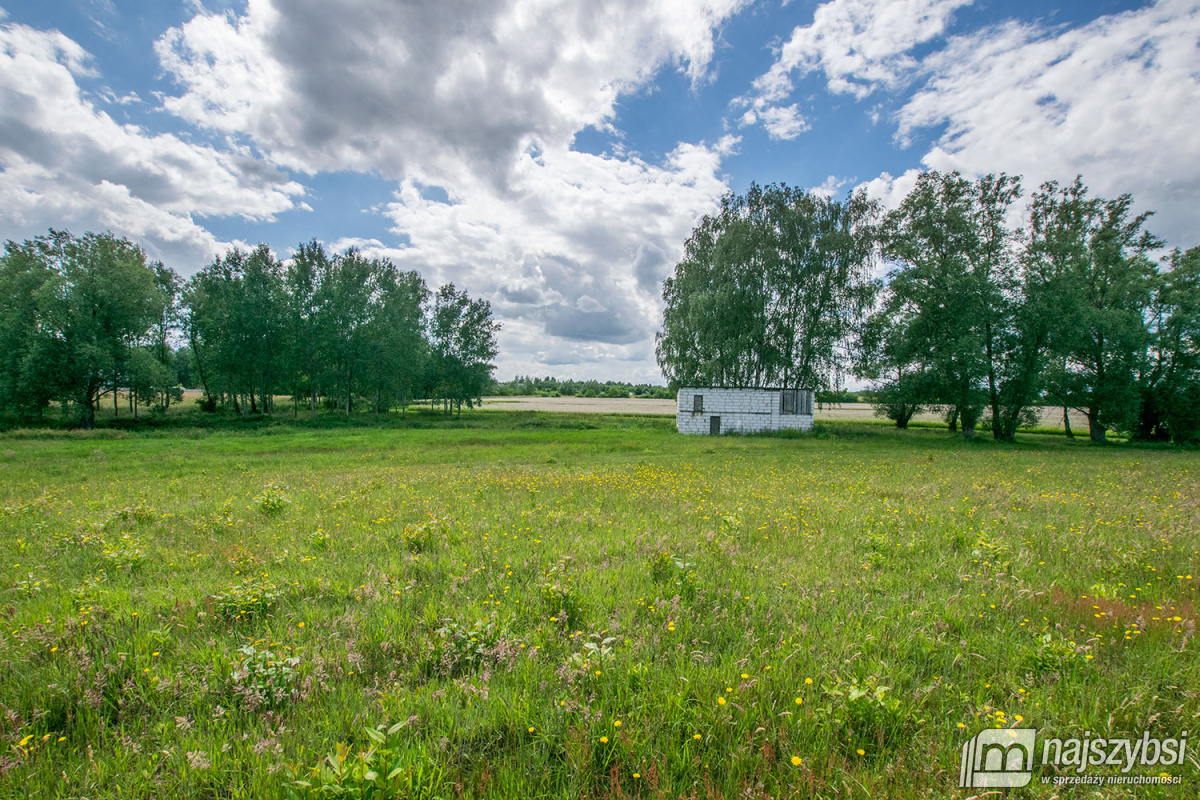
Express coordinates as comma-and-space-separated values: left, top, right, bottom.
1, 0, 1197, 381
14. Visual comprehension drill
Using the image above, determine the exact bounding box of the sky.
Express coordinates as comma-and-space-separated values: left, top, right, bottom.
1, 0, 1198, 383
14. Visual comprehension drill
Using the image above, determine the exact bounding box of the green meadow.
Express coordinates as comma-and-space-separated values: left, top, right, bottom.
0, 413, 1196, 798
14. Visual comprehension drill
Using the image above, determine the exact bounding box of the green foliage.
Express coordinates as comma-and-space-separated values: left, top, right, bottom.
491, 375, 673, 399
232, 643, 301, 703
101, 531, 147, 571
255, 483, 290, 516
0, 230, 175, 427
817, 675, 908, 755
658, 182, 879, 391
648, 550, 697, 599
433, 618, 510, 676
1025, 633, 1081, 673
398, 517, 443, 554
540, 563, 581, 624
567, 635, 617, 670
209, 576, 281, 622
286, 725, 445, 800
428, 283, 499, 415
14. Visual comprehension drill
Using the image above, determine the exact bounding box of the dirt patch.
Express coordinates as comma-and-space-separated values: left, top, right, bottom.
1048, 587, 1194, 631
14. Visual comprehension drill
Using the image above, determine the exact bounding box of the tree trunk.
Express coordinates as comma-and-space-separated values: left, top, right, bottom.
80, 396, 96, 429
113, 375, 119, 418
960, 407, 977, 441
1088, 408, 1106, 443
1063, 406, 1073, 439
947, 408, 958, 433
310, 391, 316, 420
375, 387, 381, 419
985, 320, 1001, 439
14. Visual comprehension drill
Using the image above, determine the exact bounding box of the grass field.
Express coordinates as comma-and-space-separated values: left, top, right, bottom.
0, 412, 1196, 798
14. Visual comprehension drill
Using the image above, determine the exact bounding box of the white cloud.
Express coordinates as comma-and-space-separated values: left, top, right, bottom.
153, 0, 748, 376
735, 0, 970, 141
156, 0, 750, 186
810, 174, 847, 199
894, 0, 1200, 245
755, 0, 973, 101
0, 19, 305, 267
857, 168, 922, 210
373, 139, 731, 353
760, 104, 809, 140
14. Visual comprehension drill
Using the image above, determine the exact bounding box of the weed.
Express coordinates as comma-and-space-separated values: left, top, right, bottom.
286, 724, 445, 800
209, 577, 281, 622
255, 483, 289, 516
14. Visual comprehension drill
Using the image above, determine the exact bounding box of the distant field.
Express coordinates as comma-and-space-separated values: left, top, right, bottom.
0, 413, 1194, 798
483, 396, 1092, 432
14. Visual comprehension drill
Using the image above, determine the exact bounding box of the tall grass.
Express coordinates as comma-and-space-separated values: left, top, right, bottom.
0, 415, 1195, 798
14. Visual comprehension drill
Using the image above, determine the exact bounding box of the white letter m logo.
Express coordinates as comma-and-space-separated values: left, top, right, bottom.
959, 728, 1036, 788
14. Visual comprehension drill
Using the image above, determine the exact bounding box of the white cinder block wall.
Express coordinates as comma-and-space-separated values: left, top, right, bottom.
676, 388, 814, 435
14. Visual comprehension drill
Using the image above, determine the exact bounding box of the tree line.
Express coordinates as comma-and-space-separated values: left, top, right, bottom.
0, 231, 498, 427
488, 375, 675, 399
657, 174, 1200, 444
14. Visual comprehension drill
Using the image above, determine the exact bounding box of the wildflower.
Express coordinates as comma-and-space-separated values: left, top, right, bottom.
528, 727, 535, 733
740, 673, 749, 679
694, 734, 702, 740
600, 736, 609, 744
717, 697, 726, 706
856, 749, 865, 756
633, 772, 641, 779
804, 678, 813, 685
794, 697, 803, 705
613, 720, 621, 728
791, 756, 802, 766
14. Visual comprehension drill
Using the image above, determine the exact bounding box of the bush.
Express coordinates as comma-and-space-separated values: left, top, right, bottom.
286, 725, 445, 800
254, 483, 289, 516
210, 577, 281, 622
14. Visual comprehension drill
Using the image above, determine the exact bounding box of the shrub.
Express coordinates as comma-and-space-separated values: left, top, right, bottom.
102, 532, 147, 571
254, 483, 289, 516
433, 618, 515, 676
210, 577, 281, 622
816, 675, 910, 755
286, 725, 445, 800
399, 518, 444, 554
648, 550, 697, 599
232, 643, 300, 707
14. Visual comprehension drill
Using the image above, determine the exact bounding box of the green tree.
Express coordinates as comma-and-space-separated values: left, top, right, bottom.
0, 230, 165, 427
1139, 246, 1200, 443
0, 239, 56, 421
429, 284, 499, 415
364, 264, 429, 417
1029, 179, 1161, 442
313, 249, 375, 416
282, 240, 330, 418
876, 171, 1027, 440
185, 245, 286, 415
657, 183, 878, 391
